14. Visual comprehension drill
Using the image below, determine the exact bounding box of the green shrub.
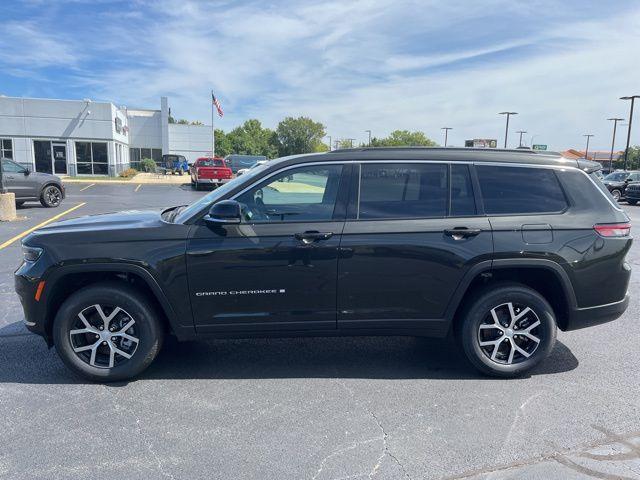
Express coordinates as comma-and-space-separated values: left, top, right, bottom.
139, 158, 157, 172
119, 168, 138, 178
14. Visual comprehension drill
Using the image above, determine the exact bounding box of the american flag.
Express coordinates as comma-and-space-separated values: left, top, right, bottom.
212, 92, 224, 117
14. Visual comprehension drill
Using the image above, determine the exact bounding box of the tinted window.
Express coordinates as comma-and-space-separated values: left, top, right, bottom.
451, 164, 476, 216
236, 165, 343, 222
1, 159, 24, 173
358, 163, 448, 219
604, 172, 628, 182
477, 166, 567, 214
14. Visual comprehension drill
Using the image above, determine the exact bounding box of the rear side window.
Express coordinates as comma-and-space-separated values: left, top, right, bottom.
477, 166, 567, 214
358, 163, 448, 219
451, 164, 476, 216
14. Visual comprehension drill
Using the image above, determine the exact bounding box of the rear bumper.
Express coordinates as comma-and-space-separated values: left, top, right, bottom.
197, 178, 231, 184
564, 295, 629, 331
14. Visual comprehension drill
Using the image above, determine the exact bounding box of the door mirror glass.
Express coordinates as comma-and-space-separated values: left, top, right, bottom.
205, 200, 242, 225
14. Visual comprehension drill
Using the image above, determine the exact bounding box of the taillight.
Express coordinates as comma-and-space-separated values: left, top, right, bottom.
594, 222, 631, 237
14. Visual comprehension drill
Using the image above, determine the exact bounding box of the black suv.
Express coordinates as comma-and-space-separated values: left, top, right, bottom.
15, 148, 632, 381
602, 170, 640, 201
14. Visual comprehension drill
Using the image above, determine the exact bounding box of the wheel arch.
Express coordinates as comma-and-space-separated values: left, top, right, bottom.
43, 263, 190, 345
446, 259, 577, 334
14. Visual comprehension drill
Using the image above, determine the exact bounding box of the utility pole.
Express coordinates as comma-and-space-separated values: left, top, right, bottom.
516, 130, 527, 148
365, 130, 372, 147
346, 138, 356, 148
499, 112, 518, 148
607, 117, 624, 171
334, 139, 339, 151
326, 135, 332, 151
441, 127, 452, 147
621, 95, 640, 171
583, 134, 594, 160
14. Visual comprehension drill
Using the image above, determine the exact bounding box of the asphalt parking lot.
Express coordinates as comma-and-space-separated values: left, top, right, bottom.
1, 183, 639, 480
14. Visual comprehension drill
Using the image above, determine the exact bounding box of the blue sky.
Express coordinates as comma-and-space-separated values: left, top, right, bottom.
1, 0, 639, 150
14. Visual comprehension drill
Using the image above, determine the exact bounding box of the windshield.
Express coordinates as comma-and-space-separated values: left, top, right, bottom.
174, 161, 271, 223
604, 172, 628, 182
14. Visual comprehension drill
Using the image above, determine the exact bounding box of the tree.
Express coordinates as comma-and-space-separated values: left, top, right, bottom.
336, 139, 355, 149
214, 129, 232, 157
620, 146, 640, 170
370, 130, 437, 147
275, 116, 326, 156
225, 119, 278, 158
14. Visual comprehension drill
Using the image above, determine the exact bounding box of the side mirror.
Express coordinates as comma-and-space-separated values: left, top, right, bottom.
23, 169, 30, 176
204, 200, 242, 226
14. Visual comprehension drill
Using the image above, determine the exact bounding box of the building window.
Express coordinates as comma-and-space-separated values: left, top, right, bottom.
75, 141, 109, 175
1, 138, 13, 159
128, 147, 162, 170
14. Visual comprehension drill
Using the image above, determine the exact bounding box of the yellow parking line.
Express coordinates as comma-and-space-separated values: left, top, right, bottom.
0, 202, 86, 251
80, 183, 95, 192
135, 184, 142, 192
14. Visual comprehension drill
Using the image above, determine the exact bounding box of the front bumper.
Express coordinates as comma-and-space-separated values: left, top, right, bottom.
564, 295, 629, 331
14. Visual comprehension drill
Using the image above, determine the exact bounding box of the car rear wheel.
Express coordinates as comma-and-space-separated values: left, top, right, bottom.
459, 284, 557, 378
53, 282, 163, 382
40, 184, 62, 208
611, 189, 622, 201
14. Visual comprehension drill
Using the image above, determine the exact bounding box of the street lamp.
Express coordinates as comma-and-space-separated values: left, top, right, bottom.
364, 130, 372, 147
516, 130, 527, 148
499, 112, 518, 148
441, 127, 452, 147
583, 134, 594, 160
325, 135, 332, 151
621, 95, 640, 171
346, 138, 356, 148
607, 118, 624, 171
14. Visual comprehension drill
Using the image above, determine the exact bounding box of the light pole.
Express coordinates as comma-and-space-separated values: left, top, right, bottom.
325, 135, 332, 151
346, 138, 356, 148
583, 134, 594, 160
499, 112, 518, 148
516, 130, 527, 148
621, 95, 640, 171
365, 130, 372, 147
441, 127, 452, 147
607, 118, 624, 171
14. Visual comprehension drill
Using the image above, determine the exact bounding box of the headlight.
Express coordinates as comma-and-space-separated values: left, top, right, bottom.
22, 245, 43, 262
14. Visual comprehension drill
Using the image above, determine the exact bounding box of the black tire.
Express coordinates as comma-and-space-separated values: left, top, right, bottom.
40, 184, 62, 208
459, 283, 557, 378
611, 189, 622, 201
52, 282, 163, 382
627, 200, 637, 205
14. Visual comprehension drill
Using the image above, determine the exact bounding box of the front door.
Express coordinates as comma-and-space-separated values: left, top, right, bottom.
337, 162, 493, 334
52, 143, 67, 174
187, 163, 349, 333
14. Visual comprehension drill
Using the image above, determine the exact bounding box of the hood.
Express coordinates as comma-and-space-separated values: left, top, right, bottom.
29, 209, 164, 237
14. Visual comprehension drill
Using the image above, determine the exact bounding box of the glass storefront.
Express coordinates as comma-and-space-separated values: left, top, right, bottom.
75, 141, 108, 175
34, 140, 67, 174
129, 147, 162, 170
0, 139, 12, 159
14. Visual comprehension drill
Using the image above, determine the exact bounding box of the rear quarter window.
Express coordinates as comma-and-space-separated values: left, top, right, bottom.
477, 165, 567, 215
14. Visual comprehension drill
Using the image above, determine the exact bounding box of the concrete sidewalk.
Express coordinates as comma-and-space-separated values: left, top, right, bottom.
60, 172, 193, 185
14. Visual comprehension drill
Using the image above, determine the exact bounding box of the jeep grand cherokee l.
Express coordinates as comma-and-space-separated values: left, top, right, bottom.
15, 148, 631, 381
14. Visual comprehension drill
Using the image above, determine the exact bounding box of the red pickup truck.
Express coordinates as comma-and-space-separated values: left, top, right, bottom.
190, 157, 233, 190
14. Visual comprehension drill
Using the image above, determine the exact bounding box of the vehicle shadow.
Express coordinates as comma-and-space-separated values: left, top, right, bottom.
0, 321, 579, 385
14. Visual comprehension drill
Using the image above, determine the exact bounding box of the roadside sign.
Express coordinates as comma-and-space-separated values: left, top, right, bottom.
532, 144, 547, 151
465, 139, 497, 148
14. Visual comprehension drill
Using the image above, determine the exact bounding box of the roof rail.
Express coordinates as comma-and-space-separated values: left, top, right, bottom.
327, 146, 556, 155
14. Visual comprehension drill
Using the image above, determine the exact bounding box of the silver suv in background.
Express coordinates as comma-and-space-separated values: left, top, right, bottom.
1, 158, 65, 208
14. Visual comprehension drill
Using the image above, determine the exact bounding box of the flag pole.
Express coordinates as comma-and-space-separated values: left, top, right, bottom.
210, 90, 216, 158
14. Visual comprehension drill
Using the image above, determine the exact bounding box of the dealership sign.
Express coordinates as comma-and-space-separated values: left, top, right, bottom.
465, 139, 497, 148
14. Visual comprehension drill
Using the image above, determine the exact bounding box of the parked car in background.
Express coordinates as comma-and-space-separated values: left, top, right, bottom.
602, 170, 640, 201
15, 148, 631, 381
236, 159, 268, 176
190, 157, 233, 190
225, 154, 268, 174
1, 158, 65, 208
161, 154, 189, 175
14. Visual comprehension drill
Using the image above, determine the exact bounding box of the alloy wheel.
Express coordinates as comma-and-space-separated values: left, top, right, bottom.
477, 302, 542, 365
44, 186, 62, 206
69, 304, 140, 368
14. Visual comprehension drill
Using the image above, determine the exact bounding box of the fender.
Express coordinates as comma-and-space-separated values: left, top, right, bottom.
44, 262, 195, 339
444, 258, 578, 322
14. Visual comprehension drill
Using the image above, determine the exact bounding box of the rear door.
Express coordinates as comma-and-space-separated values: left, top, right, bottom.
337, 162, 492, 334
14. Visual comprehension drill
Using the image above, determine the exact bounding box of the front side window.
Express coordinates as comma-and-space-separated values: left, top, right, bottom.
477, 165, 567, 214
358, 163, 448, 219
236, 164, 343, 222
1, 159, 25, 173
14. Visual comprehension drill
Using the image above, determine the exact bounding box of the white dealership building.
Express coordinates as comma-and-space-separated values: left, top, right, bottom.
0, 96, 212, 176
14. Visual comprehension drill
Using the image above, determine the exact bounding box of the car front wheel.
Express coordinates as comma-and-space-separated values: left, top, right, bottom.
40, 184, 62, 208
611, 189, 622, 201
53, 282, 163, 382
459, 284, 557, 378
